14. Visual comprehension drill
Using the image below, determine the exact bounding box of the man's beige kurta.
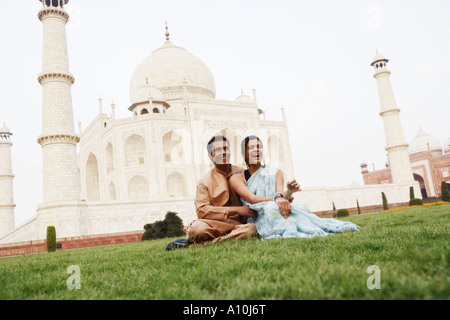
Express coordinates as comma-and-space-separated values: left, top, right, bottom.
186, 165, 257, 243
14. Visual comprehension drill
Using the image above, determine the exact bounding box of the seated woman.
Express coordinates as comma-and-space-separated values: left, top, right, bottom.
229, 135, 360, 240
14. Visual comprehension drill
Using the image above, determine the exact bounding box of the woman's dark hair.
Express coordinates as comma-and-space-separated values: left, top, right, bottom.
241, 135, 263, 165
206, 135, 229, 155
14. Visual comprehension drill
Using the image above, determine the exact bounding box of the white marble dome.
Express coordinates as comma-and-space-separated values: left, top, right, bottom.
129, 40, 216, 102
131, 84, 165, 104
235, 93, 253, 103
408, 128, 442, 155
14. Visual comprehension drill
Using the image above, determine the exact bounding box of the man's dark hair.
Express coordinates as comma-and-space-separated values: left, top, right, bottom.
207, 135, 229, 155
241, 135, 263, 164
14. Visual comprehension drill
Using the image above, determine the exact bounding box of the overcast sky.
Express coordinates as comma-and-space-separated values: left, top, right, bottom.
1, 0, 449, 226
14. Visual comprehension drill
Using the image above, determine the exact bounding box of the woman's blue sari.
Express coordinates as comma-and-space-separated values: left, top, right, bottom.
244, 166, 360, 240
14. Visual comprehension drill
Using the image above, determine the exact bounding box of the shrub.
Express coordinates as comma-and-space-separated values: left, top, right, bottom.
142, 220, 166, 241
441, 181, 450, 202
382, 192, 389, 210
337, 209, 349, 217
422, 197, 440, 204
409, 198, 423, 206
164, 211, 185, 237
46, 226, 56, 253
409, 186, 415, 200
142, 211, 185, 241
332, 201, 337, 217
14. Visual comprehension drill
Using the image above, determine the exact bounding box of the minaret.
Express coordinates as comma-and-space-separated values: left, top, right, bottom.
371, 52, 414, 183
36, 0, 82, 237
0, 124, 16, 238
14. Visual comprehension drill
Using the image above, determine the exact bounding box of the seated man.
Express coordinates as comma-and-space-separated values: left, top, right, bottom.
186, 135, 258, 245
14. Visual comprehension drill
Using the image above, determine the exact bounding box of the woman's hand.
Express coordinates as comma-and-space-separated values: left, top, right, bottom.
275, 197, 291, 219
286, 180, 301, 193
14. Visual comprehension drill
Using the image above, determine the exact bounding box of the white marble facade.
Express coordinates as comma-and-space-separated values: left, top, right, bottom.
75, 38, 295, 236
0, 1, 294, 243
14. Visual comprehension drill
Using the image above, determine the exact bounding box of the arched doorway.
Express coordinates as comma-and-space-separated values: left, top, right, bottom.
86, 153, 100, 201
162, 130, 183, 162
128, 175, 149, 200
214, 128, 242, 165
166, 172, 187, 198
124, 134, 146, 167
413, 173, 427, 199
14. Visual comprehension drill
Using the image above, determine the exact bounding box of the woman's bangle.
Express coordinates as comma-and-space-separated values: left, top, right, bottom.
272, 192, 284, 202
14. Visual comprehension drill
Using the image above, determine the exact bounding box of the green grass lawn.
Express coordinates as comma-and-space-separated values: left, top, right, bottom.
0, 203, 449, 300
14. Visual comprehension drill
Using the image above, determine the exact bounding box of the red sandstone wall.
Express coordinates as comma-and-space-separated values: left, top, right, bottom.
314, 202, 408, 218
362, 152, 450, 197
362, 168, 393, 185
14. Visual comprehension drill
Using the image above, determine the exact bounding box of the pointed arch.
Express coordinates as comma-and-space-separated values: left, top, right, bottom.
106, 142, 114, 173
166, 172, 187, 198
125, 134, 146, 167
86, 152, 100, 201
162, 130, 183, 162
413, 173, 427, 199
214, 128, 242, 165
128, 175, 149, 200
267, 135, 284, 165
108, 182, 116, 200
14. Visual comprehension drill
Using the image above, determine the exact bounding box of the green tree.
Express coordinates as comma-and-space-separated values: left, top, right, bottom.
382, 192, 389, 211
142, 211, 185, 241
164, 211, 185, 238
409, 186, 415, 200
46, 226, 56, 253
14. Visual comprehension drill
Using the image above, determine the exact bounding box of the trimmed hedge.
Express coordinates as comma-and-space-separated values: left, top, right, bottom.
409, 198, 423, 206
442, 181, 450, 202
337, 209, 349, 217
422, 197, 441, 204
382, 192, 389, 210
46, 226, 56, 253
409, 186, 415, 200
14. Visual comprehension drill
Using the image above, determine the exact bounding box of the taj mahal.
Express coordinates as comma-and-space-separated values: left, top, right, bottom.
1, 1, 449, 245
0, 0, 294, 243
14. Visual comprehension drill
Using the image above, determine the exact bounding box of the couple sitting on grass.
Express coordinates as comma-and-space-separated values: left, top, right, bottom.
167, 135, 359, 249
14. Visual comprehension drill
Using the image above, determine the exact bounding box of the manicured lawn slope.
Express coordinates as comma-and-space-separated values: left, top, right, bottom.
1, 204, 448, 299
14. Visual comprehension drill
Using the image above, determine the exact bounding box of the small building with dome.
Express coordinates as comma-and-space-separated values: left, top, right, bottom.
361, 127, 450, 198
